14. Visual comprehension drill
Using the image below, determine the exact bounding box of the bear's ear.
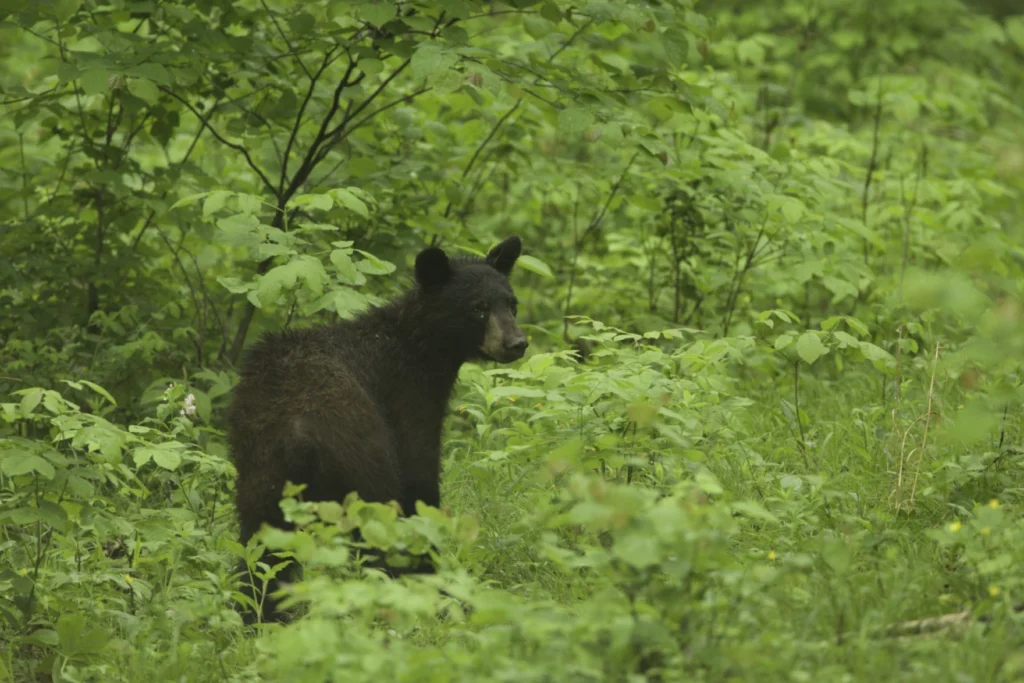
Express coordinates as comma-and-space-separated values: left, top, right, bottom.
485, 236, 522, 276
415, 246, 451, 290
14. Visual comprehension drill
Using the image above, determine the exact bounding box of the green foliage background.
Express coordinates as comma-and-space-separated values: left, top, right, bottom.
2, 0, 1024, 680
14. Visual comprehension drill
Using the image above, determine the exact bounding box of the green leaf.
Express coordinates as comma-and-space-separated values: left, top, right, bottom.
331, 188, 369, 218
837, 217, 883, 249
361, 519, 396, 547
55, 62, 80, 85
256, 262, 300, 304
22, 629, 58, 648
292, 193, 334, 212
79, 68, 109, 95
170, 192, 209, 211
204, 191, 232, 217
858, 342, 894, 364
359, 1, 395, 27
438, 0, 472, 19
8, 502, 67, 528
539, 1, 562, 22
796, 332, 827, 365
56, 612, 86, 653
548, 436, 583, 465
0, 452, 55, 479
54, 0, 82, 22
153, 449, 182, 471
736, 37, 766, 65
353, 250, 396, 275
730, 500, 778, 522
20, 388, 43, 417
833, 331, 860, 348
410, 45, 459, 81
844, 317, 869, 337
330, 288, 369, 318
294, 256, 328, 296
768, 194, 806, 223
613, 530, 661, 568
127, 78, 160, 105
486, 386, 546, 403
331, 250, 364, 285
524, 15, 556, 39
134, 445, 182, 470
128, 63, 172, 85
1007, 17, 1024, 50
236, 193, 264, 214
60, 380, 117, 406
359, 59, 384, 78
516, 254, 554, 279
821, 536, 852, 575
662, 27, 690, 67
56, 612, 110, 657
42, 391, 64, 414
217, 276, 251, 294
774, 333, 794, 351
557, 107, 595, 135
695, 469, 723, 495
216, 214, 262, 247
133, 447, 155, 467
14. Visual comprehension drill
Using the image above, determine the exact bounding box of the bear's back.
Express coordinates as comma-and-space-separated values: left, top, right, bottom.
227, 322, 397, 463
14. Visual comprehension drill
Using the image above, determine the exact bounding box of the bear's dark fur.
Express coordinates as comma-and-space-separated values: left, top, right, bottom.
228, 236, 527, 624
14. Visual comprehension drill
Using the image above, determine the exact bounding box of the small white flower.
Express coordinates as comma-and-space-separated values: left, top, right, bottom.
180, 393, 196, 417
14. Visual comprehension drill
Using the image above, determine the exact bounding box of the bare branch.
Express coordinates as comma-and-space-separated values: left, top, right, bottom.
260, 0, 312, 79
132, 108, 211, 250
861, 76, 884, 262
581, 151, 638, 245
159, 86, 278, 196
443, 99, 521, 218
324, 58, 411, 141
548, 18, 594, 64
280, 58, 365, 201
312, 85, 432, 168
280, 48, 340, 195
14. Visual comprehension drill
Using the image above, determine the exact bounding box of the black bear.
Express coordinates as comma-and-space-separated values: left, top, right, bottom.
228, 236, 527, 624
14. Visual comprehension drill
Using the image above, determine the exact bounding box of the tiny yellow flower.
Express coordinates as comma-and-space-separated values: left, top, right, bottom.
509, 397, 517, 403
767, 551, 777, 561
535, 403, 543, 408
988, 585, 1000, 597
949, 520, 962, 533
124, 574, 134, 584
458, 405, 466, 412
989, 499, 1000, 509
981, 526, 992, 536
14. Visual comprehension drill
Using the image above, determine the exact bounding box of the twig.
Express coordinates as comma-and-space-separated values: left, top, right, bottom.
860, 77, 884, 263
279, 48, 340, 195
281, 57, 364, 202
260, 0, 312, 79
562, 153, 638, 338
443, 100, 522, 219
159, 86, 277, 195
907, 344, 940, 508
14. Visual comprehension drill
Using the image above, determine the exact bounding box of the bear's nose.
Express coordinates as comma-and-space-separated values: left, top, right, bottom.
507, 338, 528, 355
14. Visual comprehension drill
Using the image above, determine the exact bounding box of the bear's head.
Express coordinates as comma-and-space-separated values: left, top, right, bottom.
414, 236, 528, 364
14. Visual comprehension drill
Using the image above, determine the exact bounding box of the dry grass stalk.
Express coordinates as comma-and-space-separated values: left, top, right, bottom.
890, 344, 941, 512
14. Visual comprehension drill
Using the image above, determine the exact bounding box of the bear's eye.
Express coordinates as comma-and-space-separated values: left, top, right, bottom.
473, 305, 488, 320
510, 297, 519, 317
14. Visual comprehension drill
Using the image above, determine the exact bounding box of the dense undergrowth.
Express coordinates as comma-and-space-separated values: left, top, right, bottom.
2, 0, 1024, 680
